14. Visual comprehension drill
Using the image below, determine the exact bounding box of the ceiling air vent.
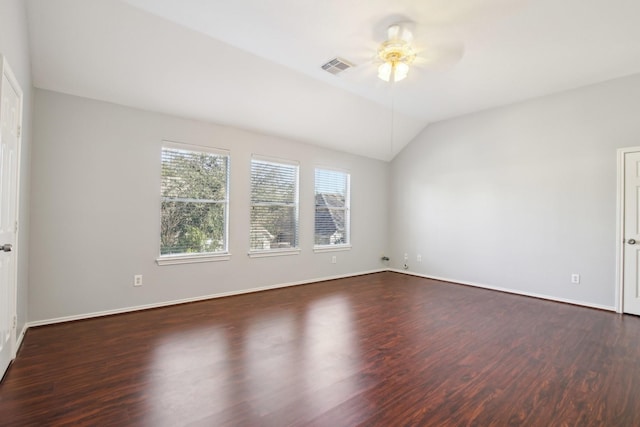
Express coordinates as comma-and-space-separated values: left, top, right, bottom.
321, 57, 354, 75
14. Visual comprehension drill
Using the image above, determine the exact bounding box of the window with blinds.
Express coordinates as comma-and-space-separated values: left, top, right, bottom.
250, 156, 299, 252
160, 142, 229, 257
315, 168, 350, 247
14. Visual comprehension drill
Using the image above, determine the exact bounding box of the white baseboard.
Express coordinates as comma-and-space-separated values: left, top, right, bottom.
24, 267, 616, 330
389, 269, 616, 312
27, 269, 387, 328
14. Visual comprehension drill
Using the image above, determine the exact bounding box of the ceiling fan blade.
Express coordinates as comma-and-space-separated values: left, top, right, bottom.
387, 22, 415, 43
414, 41, 465, 69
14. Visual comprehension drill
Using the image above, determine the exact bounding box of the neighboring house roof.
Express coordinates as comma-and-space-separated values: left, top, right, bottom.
315, 193, 345, 237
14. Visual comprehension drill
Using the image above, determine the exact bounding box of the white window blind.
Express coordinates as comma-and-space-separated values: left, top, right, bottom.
250, 157, 299, 252
315, 168, 350, 246
160, 143, 229, 257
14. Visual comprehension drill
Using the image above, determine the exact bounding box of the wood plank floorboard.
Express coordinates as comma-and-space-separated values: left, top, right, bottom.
1, 272, 640, 426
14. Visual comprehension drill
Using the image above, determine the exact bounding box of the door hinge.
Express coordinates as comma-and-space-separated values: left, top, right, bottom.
16, 125, 21, 138
12, 316, 16, 330
14, 221, 18, 233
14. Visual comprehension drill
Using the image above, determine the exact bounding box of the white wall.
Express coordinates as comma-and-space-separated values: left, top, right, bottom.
29, 89, 389, 322
390, 73, 640, 309
0, 0, 32, 336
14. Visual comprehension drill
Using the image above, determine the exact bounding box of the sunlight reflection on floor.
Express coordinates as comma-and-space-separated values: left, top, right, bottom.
148, 326, 231, 425
146, 293, 361, 424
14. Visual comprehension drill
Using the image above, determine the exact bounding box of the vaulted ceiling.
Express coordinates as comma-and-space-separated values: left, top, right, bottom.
26, 0, 640, 161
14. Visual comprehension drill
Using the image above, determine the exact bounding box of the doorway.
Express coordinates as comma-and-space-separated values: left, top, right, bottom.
618, 147, 640, 315
0, 56, 23, 380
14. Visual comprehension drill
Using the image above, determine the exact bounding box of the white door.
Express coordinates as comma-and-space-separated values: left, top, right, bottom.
0, 57, 22, 380
623, 151, 640, 315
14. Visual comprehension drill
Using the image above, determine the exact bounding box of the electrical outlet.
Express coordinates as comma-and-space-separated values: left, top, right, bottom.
331, 256, 337, 264
417, 254, 422, 263
134, 274, 143, 287
404, 253, 408, 261
571, 274, 580, 284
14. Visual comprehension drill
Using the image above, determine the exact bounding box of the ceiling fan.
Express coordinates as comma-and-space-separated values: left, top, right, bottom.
368, 20, 464, 84
376, 23, 417, 82
321, 18, 463, 86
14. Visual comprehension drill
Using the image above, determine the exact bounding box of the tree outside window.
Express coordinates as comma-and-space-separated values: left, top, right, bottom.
160, 143, 229, 256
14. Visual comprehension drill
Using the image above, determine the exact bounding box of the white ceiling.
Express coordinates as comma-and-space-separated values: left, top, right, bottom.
26, 0, 640, 161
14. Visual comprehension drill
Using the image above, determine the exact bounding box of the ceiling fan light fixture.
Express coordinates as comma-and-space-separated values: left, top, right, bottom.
394, 62, 409, 82
377, 61, 409, 82
376, 36, 416, 83
378, 62, 392, 81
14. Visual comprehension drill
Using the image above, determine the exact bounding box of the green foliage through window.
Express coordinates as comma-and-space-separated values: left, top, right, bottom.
161, 144, 229, 256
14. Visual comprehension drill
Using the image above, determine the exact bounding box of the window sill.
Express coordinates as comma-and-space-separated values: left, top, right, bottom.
156, 253, 231, 266
248, 248, 301, 258
313, 245, 352, 253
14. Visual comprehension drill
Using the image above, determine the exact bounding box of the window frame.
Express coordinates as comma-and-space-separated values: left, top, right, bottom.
156, 141, 231, 266
248, 154, 300, 258
313, 167, 351, 253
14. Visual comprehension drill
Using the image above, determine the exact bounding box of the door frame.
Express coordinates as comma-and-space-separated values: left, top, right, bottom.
0, 55, 23, 365
615, 147, 640, 314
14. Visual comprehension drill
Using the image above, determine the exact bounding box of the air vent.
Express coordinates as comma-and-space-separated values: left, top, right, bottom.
321, 57, 354, 75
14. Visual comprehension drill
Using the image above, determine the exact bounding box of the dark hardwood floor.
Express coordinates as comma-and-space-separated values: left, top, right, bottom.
1, 272, 640, 426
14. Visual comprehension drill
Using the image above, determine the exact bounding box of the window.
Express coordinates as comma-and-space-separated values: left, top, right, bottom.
315, 168, 350, 249
250, 156, 299, 255
159, 142, 229, 263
